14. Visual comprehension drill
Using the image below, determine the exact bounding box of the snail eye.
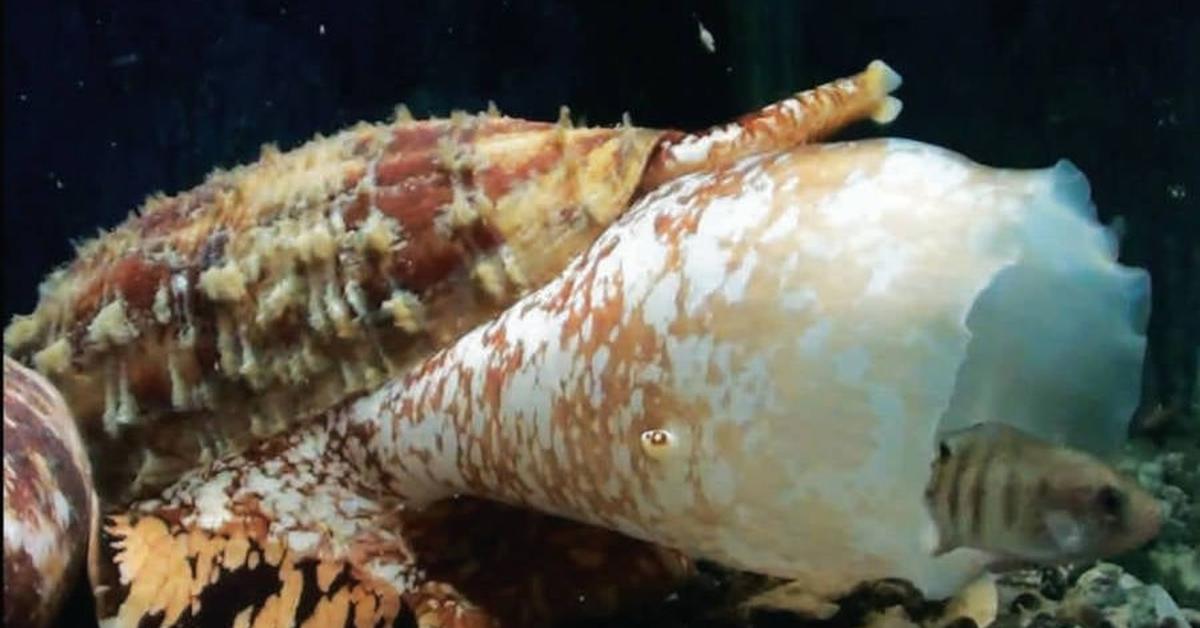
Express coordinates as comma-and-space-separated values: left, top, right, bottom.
1096, 485, 1125, 517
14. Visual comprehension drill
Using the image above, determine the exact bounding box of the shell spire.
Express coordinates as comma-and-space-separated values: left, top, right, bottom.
639, 59, 903, 191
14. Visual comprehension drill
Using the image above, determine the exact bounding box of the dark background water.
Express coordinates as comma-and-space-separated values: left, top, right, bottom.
2, 1, 1197, 625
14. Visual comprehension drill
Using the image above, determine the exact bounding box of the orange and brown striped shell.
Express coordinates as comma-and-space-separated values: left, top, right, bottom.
4, 61, 901, 507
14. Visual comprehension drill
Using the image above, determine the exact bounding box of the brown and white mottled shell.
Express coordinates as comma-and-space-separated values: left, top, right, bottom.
4, 111, 665, 501
3, 356, 97, 628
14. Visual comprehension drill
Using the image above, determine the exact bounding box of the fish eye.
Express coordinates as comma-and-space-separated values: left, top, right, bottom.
1096, 485, 1125, 517
938, 442, 951, 461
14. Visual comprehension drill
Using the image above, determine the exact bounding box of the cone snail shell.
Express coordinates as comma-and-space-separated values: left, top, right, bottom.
2, 60, 1153, 626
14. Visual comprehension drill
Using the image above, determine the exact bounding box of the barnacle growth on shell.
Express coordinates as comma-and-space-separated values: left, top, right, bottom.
3, 109, 667, 501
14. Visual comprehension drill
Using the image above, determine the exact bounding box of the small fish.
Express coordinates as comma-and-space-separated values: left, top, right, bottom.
925, 422, 1161, 566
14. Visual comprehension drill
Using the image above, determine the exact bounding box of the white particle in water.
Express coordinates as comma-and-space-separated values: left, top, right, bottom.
110, 53, 140, 67
697, 19, 716, 53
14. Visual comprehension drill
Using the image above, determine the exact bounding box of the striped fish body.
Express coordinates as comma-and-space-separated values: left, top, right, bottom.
925, 422, 1160, 565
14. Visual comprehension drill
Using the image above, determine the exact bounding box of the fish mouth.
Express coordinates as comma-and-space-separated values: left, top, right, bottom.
1099, 484, 1163, 558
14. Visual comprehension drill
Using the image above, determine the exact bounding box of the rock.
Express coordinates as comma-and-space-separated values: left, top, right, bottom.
934, 576, 999, 628
1116, 426, 1200, 608
1063, 563, 1189, 627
